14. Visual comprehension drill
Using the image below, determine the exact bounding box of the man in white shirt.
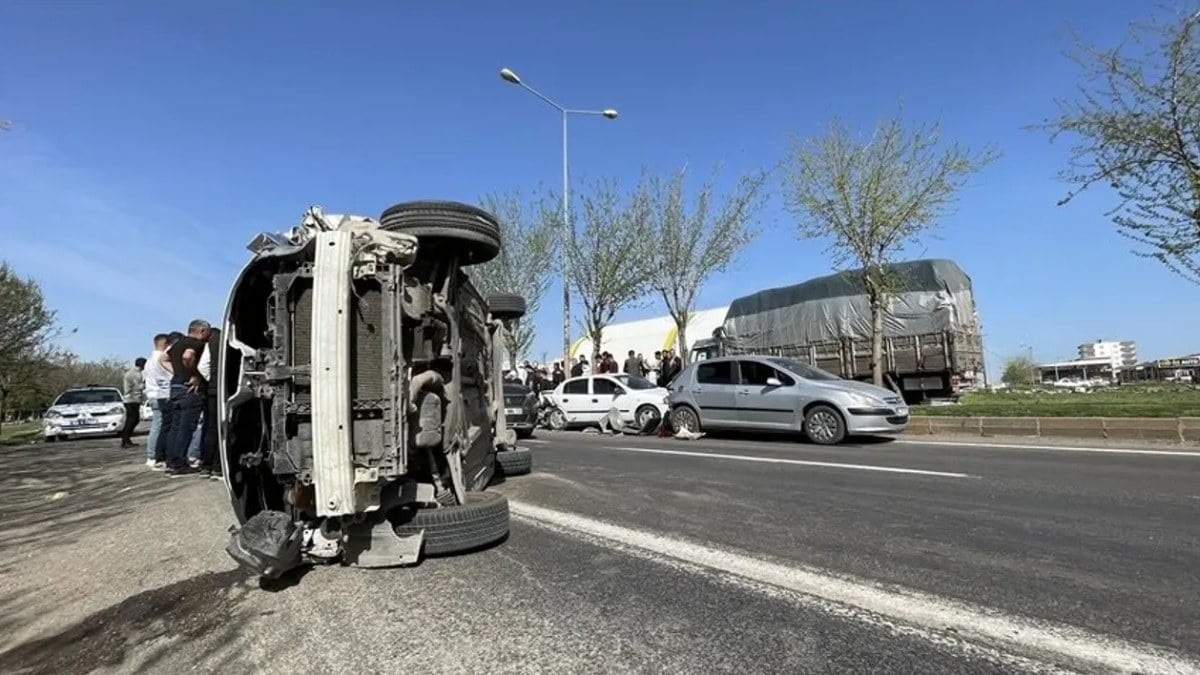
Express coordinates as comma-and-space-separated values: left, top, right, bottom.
142, 333, 173, 469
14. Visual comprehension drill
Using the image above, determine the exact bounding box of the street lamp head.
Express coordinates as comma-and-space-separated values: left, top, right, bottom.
499, 68, 521, 85
602, 109, 619, 119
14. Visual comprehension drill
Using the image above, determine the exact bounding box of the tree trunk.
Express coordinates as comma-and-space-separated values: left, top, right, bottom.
869, 295, 885, 387
590, 327, 603, 366
676, 317, 689, 366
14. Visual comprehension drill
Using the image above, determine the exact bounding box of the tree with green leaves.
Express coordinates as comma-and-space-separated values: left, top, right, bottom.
782, 114, 997, 387
564, 177, 656, 363
1039, 8, 1200, 283
647, 165, 768, 364
471, 189, 558, 369
1000, 355, 1039, 388
0, 262, 59, 426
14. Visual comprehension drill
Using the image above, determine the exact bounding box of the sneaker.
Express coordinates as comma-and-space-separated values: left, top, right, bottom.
188, 458, 203, 469
166, 466, 199, 478
152, 462, 167, 471
145, 459, 157, 468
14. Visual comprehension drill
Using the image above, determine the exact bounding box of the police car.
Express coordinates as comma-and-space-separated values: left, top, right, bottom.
42, 385, 127, 442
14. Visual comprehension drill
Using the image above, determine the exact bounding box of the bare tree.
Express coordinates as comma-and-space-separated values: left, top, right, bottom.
1038, 8, 1200, 283
564, 178, 655, 363
0, 263, 59, 427
647, 165, 768, 364
471, 189, 558, 368
782, 115, 997, 387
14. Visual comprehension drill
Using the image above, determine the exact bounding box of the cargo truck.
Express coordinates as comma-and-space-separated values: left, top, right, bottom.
690, 259, 985, 403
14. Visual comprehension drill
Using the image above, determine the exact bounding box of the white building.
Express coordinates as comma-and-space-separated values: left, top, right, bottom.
1077, 339, 1137, 372
570, 307, 730, 364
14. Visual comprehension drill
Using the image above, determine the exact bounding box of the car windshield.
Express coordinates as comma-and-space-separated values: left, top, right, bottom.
614, 374, 658, 390
767, 358, 841, 381
54, 389, 122, 405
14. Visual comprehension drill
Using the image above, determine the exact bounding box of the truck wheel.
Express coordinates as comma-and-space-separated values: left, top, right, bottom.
803, 404, 845, 445
392, 491, 509, 556
379, 200, 501, 266
495, 446, 532, 476
672, 406, 701, 433
487, 293, 527, 321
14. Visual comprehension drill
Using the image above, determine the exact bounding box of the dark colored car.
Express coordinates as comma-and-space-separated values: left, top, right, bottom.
502, 382, 538, 438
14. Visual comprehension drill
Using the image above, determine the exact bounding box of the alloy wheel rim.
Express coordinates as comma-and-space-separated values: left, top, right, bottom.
809, 411, 837, 441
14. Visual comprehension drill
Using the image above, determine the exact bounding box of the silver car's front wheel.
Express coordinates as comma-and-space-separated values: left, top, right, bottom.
672, 406, 700, 433
803, 405, 845, 445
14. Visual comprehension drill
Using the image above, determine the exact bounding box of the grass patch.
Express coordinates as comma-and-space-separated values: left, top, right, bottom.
912, 386, 1200, 418
0, 421, 41, 446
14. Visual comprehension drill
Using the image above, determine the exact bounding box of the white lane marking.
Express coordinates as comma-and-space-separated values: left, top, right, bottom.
896, 439, 1200, 457
607, 445, 971, 478
510, 501, 1200, 675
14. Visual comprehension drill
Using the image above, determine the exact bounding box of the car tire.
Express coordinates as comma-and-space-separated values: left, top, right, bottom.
547, 408, 567, 430
487, 293, 527, 321
635, 404, 661, 428
803, 404, 846, 445
672, 405, 701, 433
514, 428, 533, 439
495, 446, 533, 476
45, 435, 58, 443
391, 491, 509, 556
379, 200, 501, 266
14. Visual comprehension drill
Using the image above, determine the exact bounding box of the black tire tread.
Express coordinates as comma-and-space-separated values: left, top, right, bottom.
392, 491, 509, 556
495, 446, 533, 476
379, 201, 501, 266
487, 293, 527, 319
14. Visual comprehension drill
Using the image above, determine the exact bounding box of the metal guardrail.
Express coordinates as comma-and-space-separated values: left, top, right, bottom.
904, 416, 1200, 444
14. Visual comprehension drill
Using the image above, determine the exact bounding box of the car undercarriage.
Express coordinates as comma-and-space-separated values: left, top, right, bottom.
218, 202, 527, 576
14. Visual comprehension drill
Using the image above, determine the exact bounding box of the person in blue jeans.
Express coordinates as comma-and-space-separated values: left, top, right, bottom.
160, 319, 211, 476
142, 333, 173, 469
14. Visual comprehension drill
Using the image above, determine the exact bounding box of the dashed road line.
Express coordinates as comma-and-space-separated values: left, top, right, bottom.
510, 500, 1200, 675
605, 445, 973, 478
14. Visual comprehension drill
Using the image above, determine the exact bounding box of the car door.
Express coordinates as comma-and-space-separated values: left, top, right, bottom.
557, 377, 591, 424
736, 359, 802, 429
689, 360, 740, 428
591, 376, 631, 421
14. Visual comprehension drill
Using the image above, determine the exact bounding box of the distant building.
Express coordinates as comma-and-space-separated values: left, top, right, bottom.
1119, 354, 1199, 384
1077, 339, 1137, 371
1035, 357, 1115, 385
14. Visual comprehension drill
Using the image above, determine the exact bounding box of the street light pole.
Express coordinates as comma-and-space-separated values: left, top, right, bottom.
499, 67, 618, 370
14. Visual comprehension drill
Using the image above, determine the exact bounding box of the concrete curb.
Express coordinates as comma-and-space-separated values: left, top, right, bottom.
905, 416, 1200, 446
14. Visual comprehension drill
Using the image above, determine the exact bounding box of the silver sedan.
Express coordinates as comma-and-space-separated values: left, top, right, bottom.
666, 355, 909, 445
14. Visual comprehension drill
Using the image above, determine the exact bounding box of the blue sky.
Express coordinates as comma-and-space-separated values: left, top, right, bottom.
1, 0, 1196, 375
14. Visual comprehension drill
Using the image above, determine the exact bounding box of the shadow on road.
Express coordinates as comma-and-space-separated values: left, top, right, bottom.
0, 438, 181, 553
0, 568, 255, 675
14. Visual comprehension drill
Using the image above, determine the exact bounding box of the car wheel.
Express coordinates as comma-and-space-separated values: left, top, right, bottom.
495, 446, 533, 477
635, 404, 661, 428
672, 406, 701, 433
44, 435, 58, 443
548, 408, 567, 430
379, 200, 501, 266
487, 293, 527, 321
803, 404, 846, 445
391, 491, 509, 556
514, 428, 532, 439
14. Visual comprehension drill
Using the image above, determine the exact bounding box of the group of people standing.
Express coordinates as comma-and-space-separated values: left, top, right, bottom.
505, 347, 686, 393
121, 319, 222, 478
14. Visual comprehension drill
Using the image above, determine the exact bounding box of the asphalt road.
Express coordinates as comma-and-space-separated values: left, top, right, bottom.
1, 430, 1197, 674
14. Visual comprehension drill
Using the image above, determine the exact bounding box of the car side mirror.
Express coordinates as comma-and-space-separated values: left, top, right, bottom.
766, 377, 783, 387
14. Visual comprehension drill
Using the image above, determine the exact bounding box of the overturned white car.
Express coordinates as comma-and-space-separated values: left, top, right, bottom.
218, 201, 530, 577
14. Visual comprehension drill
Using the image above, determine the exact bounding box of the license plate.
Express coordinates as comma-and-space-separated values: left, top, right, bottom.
895, 407, 909, 416
73, 418, 92, 426
505, 408, 523, 415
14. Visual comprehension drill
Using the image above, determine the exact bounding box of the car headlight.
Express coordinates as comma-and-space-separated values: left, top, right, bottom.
107, 405, 125, 415
45, 409, 63, 419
